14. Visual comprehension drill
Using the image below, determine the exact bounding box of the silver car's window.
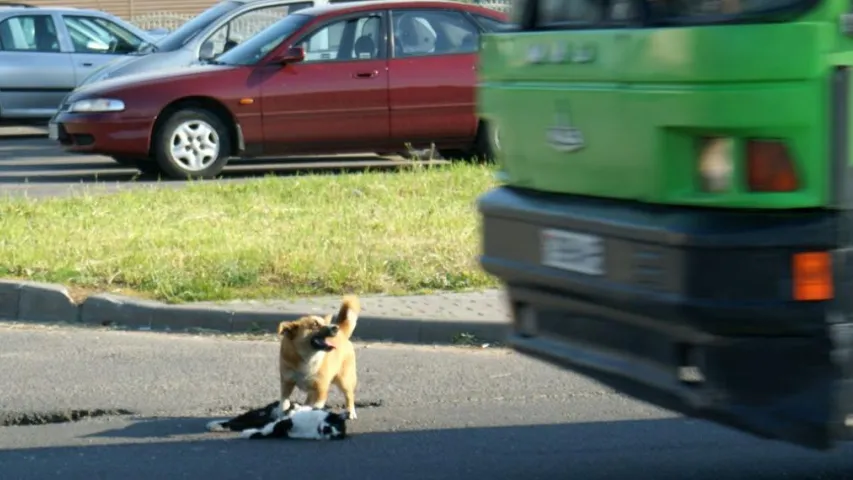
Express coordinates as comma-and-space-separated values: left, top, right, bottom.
215, 12, 313, 65
63, 15, 144, 54
0, 14, 60, 52
203, 3, 310, 58
153, 0, 242, 52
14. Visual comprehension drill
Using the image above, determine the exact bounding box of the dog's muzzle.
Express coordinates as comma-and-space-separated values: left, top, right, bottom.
310, 325, 339, 351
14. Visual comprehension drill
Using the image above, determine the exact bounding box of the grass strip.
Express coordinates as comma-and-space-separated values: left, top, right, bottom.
0, 163, 499, 303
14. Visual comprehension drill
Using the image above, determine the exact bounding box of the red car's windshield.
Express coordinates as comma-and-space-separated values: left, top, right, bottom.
215, 13, 314, 66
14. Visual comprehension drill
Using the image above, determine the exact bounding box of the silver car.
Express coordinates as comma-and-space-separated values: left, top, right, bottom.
78, 0, 323, 87
0, 2, 157, 120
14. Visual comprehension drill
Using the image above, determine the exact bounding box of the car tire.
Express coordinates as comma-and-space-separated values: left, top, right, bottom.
441, 120, 498, 163
111, 156, 163, 176
471, 120, 498, 163
153, 108, 232, 180
439, 149, 469, 161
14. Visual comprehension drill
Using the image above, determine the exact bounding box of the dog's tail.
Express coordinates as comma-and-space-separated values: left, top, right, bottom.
335, 295, 360, 339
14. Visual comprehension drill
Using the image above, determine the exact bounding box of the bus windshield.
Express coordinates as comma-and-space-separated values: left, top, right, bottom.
512, 0, 816, 27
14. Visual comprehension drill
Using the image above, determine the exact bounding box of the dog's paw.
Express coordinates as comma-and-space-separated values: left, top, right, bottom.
347, 409, 357, 420
239, 428, 262, 439
205, 420, 228, 432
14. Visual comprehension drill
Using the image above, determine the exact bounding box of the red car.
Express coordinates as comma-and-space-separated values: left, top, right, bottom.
49, 0, 508, 179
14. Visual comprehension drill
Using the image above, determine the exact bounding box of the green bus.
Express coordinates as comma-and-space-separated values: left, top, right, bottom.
476, 0, 853, 450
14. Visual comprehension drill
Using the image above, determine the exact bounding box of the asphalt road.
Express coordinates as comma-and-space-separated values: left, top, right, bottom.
0, 133, 445, 198
0, 323, 850, 480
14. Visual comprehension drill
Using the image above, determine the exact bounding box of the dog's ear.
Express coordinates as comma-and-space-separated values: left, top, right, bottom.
277, 321, 297, 339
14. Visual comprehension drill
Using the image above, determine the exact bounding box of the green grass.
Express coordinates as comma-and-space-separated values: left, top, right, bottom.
0, 164, 500, 303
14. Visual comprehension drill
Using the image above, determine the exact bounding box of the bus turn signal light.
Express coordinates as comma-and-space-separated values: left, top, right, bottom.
746, 140, 799, 192
697, 137, 734, 193
792, 252, 833, 301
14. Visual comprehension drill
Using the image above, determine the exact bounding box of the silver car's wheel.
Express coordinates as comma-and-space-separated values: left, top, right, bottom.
168, 119, 220, 172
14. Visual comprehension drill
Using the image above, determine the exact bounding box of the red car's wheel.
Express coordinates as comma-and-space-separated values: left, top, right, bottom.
441, 120, 498, 163
153, 108, 232, 180
471, 120, 498, 163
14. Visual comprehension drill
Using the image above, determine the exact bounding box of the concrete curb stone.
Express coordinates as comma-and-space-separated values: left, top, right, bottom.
16, 282, 78, 324
0, 126, 48, 140
0, 280, 511, 344
0, 133, 47, 140
79, 294, 159, 328
0, 280, 22, 320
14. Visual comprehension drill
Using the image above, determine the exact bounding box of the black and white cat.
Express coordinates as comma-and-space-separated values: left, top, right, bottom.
206, 400, 349, 440
206, 400, 285, 433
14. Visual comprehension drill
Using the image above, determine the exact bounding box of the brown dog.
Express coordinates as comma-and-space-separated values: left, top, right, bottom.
277, 295, 360, 420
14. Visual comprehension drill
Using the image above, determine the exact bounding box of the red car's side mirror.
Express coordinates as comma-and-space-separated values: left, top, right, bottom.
272, 46, 305, 65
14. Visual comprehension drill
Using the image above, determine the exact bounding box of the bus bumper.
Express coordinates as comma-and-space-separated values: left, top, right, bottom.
478, 186, 853, 450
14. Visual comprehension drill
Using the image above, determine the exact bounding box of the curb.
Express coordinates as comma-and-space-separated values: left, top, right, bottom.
0, 127, 48, 140
0, 280, 509, 345
0, 133, 47, 140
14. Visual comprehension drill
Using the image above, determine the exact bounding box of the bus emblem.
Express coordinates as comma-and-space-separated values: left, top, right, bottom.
546, 111, 585, 153
526, 44, 547, 63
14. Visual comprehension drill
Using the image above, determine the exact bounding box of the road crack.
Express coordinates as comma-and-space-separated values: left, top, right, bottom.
0, 408, 136, 427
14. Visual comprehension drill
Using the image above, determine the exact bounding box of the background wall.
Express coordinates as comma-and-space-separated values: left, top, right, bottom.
25, 0, 510, 31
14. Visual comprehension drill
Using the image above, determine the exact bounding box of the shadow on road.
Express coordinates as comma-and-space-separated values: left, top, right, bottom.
1, 417, 850, 479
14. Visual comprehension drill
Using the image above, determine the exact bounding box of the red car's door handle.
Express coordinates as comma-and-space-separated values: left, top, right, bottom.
353, 70, 378, 79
